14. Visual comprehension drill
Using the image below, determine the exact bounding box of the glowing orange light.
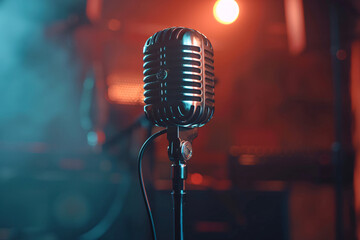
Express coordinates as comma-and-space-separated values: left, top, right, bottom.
107, 73, 144, 105
191, 173, 204, 185
108, 84, 144, 105
213, 0, 239, 25
86, 0, 103, 23
284, 0, 306, 55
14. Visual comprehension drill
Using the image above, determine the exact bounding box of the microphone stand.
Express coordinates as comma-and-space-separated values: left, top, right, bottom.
167, 126, 193, 240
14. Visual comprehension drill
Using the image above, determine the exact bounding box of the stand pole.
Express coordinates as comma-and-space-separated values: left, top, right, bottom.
172, 163, 186, 240
167, 126, 189, 240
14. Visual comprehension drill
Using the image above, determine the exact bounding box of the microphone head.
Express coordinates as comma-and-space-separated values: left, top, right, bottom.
143, 27, 215, 128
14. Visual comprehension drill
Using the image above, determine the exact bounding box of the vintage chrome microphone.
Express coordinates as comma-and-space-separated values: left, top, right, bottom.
143, 27, 214, 127
142, 27, 215, 240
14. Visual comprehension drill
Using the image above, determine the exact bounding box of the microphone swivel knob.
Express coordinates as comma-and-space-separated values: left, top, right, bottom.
180, 141, 192, 161
156, 68, 168, 81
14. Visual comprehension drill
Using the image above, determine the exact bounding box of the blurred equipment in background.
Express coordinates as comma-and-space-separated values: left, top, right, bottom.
154, 189, 289, 240
0, 152, 131, 240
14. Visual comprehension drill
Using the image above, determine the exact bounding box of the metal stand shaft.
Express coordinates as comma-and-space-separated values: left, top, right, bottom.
167, 126, 190, 240
172, 163, 186, 240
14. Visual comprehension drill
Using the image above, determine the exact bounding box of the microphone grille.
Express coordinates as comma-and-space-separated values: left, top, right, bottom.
143, 27, 214, 128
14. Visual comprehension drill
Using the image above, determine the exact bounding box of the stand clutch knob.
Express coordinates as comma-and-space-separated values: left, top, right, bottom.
180, 141, 192, 161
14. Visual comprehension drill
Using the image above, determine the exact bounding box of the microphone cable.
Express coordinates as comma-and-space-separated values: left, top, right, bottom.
138, 128, 167, 240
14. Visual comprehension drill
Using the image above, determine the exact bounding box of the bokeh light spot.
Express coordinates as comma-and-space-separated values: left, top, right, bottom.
213, 0, 239, 25
108, 19, 121, 31
191, 173, 204, 185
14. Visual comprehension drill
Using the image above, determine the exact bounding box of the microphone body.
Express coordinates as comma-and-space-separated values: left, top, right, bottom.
143, 27, 215, 128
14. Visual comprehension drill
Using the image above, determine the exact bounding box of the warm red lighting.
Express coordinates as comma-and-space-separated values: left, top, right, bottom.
108, 84, 144, 105
213, 0, 239, 25
86, 0, 103, 23
96, 130, 106, 144
108, 19, 121, 31
213, 180, 232, 190
351, 41, 360, 239
238, 154, 257, 165
107, 73, 144, 105
284, 0, 306, 54
190, 173, 204, 185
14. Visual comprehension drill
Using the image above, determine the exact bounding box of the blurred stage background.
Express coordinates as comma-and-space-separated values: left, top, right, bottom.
0, 0, 359, 239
